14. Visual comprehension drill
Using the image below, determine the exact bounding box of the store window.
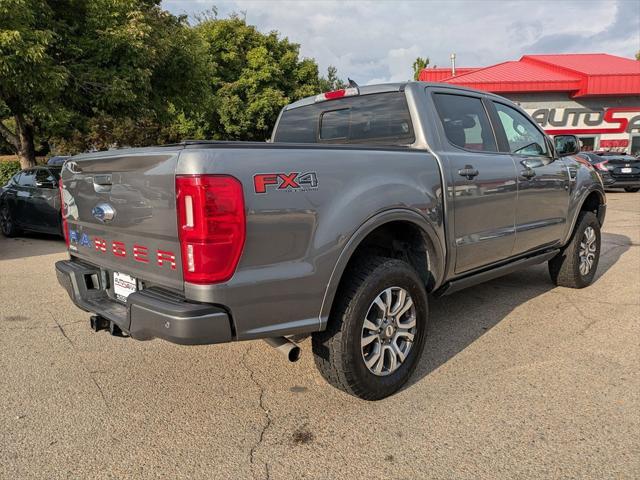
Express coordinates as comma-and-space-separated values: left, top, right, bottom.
578, 136, 596, 152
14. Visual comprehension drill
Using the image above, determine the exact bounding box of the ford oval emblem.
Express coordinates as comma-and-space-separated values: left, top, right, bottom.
92, 203, 116, 223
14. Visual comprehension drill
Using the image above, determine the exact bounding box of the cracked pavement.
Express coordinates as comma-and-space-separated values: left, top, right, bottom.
1, 192, 638, 479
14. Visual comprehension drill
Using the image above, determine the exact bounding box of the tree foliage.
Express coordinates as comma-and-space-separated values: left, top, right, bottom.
319, 65, 346, 92
0, 2, 340, 165
194, 14, 327, 140
412, 57, 429, 81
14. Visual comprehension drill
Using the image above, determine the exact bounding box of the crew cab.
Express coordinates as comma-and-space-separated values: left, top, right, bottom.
55, 83, 606, 400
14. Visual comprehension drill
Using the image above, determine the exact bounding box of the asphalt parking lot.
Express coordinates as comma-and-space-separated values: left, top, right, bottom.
1, 192, 638, 479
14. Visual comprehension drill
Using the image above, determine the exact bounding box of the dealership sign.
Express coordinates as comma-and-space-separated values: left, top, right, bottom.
526, 107, 640, 148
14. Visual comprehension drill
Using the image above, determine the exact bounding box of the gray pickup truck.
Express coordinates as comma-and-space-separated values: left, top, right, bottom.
55, 82, 606, 400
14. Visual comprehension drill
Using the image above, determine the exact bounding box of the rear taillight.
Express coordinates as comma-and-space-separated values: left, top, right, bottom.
176, 175, 245, 284
59, 178, 70, 247
594, 161, 609, 172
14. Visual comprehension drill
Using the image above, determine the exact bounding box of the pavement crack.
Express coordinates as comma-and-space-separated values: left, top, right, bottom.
555, 291, 604, 335
49, 310, 74, 347
241, 344, 272, 480
46, 309, 110, 408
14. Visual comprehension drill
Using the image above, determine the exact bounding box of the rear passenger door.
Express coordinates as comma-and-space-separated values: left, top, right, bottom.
432, 92, 518, 274
490, 101, 570, 254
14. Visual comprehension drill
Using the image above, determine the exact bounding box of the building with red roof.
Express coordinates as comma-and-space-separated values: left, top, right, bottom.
420, 54, 640, 154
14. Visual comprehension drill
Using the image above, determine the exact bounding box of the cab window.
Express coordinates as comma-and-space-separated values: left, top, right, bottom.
493, 102, 549, 157
274, 92, 415, 145
432, 93, 497, 152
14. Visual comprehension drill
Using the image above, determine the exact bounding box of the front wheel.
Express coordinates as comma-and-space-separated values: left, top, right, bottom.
0, 203, 20, 237
312, 256, 428, 400
624, 187, 639, 193
549, 211, 601, 288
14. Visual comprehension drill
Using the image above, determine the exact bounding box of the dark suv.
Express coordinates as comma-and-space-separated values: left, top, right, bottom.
577, 151, 640, 192
0, 166, 63, 237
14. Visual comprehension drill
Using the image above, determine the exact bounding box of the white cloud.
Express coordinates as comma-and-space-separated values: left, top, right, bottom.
163, 0, 639, 84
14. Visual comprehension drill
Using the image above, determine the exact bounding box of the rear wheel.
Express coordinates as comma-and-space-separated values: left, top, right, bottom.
312, 256, 428, 400
0, 203, 20, 237
548, 211, 600, 288
624, 187, 639, 193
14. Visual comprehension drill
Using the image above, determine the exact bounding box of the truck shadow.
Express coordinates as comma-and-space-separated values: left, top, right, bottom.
407, 232, 631, 388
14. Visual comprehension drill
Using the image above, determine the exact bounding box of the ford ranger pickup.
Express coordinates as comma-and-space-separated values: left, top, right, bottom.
55, 82, 606, 400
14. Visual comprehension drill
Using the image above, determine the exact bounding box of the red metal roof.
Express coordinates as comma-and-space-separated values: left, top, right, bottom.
416, 67, 478, 82
418, 53, 640, 97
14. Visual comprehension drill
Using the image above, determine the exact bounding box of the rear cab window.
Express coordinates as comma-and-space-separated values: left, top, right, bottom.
273, 92, 415, 146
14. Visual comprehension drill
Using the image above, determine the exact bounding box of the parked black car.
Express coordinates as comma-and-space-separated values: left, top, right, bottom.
577, 151, 640, 192
0, 166, 63, 237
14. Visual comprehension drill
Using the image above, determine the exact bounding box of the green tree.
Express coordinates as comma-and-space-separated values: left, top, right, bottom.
0, 0, 65, 167
0, 0, 209, 166
412, 56, 430, 81
319, 65, 346, 92
194, 14, 326, 141
636, 50, 640, 61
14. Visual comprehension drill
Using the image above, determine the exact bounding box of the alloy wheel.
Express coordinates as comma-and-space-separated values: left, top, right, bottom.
578, 226, 597, 276
361, 286, 417, 376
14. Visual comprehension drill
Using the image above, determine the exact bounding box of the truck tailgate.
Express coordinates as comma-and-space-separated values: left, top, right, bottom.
61, 149, 183, 292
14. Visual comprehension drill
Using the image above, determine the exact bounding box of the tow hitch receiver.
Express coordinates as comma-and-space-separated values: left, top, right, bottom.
90, 315, 109, 332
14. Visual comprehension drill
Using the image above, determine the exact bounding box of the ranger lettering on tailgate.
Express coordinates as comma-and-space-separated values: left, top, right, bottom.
68, 229, 176, 270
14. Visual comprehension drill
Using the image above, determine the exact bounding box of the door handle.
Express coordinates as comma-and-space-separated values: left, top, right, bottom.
520, 168, 536, 179
457, 165, 479, 180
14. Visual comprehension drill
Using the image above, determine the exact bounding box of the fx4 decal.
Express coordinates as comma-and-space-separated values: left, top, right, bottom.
254, 172, 318, 194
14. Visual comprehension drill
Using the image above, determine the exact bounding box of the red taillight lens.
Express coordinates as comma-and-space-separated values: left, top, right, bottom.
59, 178, 70, 247
314, 87, 359, 103
176, 175, 245, 284
594, 161, 609, 172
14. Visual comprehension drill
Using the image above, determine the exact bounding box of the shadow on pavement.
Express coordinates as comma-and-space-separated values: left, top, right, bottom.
407, 232, 631, 389
0, 232, 66, 261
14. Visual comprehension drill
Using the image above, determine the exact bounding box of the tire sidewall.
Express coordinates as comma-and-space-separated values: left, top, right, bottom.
343, 261, 428, 398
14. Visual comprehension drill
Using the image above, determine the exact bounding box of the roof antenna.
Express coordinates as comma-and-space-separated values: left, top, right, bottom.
348, 78, 359, 88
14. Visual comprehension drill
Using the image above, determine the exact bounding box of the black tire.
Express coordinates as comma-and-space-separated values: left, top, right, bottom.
548, 211, 600, 288
312, 256, 428, 400
624, 187, 639, 193
0, 203, 20, 237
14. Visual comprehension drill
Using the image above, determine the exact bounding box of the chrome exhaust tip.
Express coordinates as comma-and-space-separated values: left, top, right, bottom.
264, 337, 301, 362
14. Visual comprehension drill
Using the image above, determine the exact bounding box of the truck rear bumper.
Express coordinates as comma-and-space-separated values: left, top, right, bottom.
55, 259, 233, 345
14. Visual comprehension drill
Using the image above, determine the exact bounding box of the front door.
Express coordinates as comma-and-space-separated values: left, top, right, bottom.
491, 101, 570, 254
432, 92, 518, 274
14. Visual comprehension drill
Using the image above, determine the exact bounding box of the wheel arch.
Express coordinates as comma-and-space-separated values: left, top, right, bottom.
563, 186, 606, 245
318, 209, 445, 330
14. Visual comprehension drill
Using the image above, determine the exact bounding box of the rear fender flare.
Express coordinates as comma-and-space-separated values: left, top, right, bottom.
318, 208, 444, 329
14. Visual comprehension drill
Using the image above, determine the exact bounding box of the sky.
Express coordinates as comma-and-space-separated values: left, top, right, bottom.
163, 0, 640, 85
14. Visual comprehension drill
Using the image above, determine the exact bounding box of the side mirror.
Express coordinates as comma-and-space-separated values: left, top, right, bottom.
554, 135, 580, 157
